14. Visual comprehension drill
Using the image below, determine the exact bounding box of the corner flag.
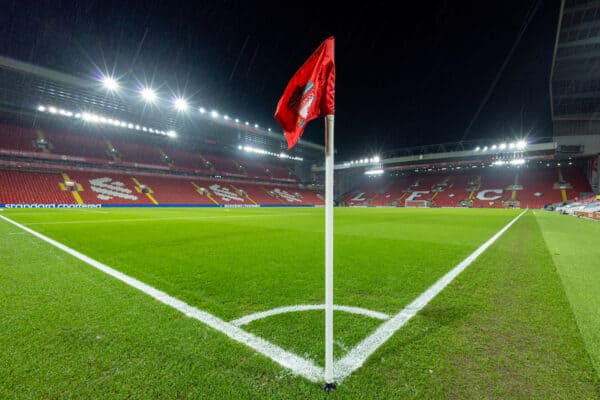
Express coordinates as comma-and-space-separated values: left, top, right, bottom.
274, 37, 337, 390
274, 37, 335, 149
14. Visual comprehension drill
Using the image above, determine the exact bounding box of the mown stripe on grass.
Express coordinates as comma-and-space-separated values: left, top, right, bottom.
534, 211, 600, 379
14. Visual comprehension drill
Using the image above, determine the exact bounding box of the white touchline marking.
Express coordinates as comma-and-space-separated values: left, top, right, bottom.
0, 214, 323, 383
332, 209, 528, 382
231, 304, 390, 327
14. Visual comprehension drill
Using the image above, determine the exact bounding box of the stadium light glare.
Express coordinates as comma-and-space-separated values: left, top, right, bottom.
199, 107, 206, 114
474, 146, 480, 151
254, 123, 259, 128
510, 158, 525, 165
224, 115, 229, 120
48, 106, 57, 114
365, 169, 384, 175
101, 75, 119, 91
491, 145, 497, 150
141, 87, 157, 102
483, 146, 488, 151
211, 110, 219, 118
509, 143, 515, 149
174, 98, 189, 112
37, 105, 46, 112
516, 140, 527, 150
374, 156, 380, 162
245, 121, 249, 126
235, 118, 240, 123
167, 130, 177, 138
492, 160, 506, 166
499, 143, 507, 150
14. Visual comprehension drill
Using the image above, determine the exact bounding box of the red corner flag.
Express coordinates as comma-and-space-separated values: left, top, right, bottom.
274, 37, 335, 149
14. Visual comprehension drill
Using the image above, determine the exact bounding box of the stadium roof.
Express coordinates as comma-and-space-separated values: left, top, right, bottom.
0, 55, 325, 159
550, 0, 600, 136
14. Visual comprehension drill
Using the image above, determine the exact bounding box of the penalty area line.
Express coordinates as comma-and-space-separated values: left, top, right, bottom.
333, 209, 528, 382
0, 214, 323, 383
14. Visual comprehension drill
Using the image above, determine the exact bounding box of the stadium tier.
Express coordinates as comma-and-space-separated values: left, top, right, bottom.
0, 169, 323, 206
0, 124, 299, 183
341, 167, 592, 209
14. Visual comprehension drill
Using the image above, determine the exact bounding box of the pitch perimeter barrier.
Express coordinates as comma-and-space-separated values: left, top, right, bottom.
0, 203, 317, 209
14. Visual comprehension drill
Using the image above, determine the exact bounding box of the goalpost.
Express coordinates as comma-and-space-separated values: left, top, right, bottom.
404, 199, 431, 208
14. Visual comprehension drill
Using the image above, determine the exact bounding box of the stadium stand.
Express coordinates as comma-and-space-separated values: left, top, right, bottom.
341, 167, 592, 208
0, 124, 305, 185
0, 170, 76, 204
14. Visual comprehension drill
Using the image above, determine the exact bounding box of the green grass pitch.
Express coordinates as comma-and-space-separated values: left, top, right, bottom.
0, 207, 599, 399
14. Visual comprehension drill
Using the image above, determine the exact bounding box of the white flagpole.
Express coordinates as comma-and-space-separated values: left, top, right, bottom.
324, 114, 335, 390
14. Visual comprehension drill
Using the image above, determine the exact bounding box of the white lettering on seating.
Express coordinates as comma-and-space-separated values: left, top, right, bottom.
89, 177, 138, 201
273, 188, 301, 202
406, 191, 430, 202
476, 189, 503, 201
209, 184, 244, 202
351, 192, 366, 202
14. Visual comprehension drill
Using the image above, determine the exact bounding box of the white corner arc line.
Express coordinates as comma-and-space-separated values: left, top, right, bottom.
333, 209, 528, 382
0, 215, 323, 383
231, 304, 390, 327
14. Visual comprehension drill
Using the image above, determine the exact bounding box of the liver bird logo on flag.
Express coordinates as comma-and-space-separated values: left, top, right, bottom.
274, 37, 335, 149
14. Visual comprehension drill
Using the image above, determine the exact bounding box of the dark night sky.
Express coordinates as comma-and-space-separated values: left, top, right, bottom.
2, 0, 560, 158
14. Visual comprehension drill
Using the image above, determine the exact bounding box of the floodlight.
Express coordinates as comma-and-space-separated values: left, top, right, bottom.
37, 105, 46, 112
516, 140, 527, 150
102, 76, 119, 91
141, 88, 157, 102
499, 143, 507, 150
373, 156, 380, 162
167, 130, 177, 138
224, 115, 229, 120
474, 146, 480, 151
199, 107, 206, 114
174, 98, 188, 111
211, 110, 219, 118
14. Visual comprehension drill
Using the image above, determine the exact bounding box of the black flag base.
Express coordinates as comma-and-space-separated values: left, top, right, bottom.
323, 382, 337, 393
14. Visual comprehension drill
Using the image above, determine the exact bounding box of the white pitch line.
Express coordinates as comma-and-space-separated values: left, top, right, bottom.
333, 209, 528, 382
231, 304, 390, 327
0, 214, 323, 383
